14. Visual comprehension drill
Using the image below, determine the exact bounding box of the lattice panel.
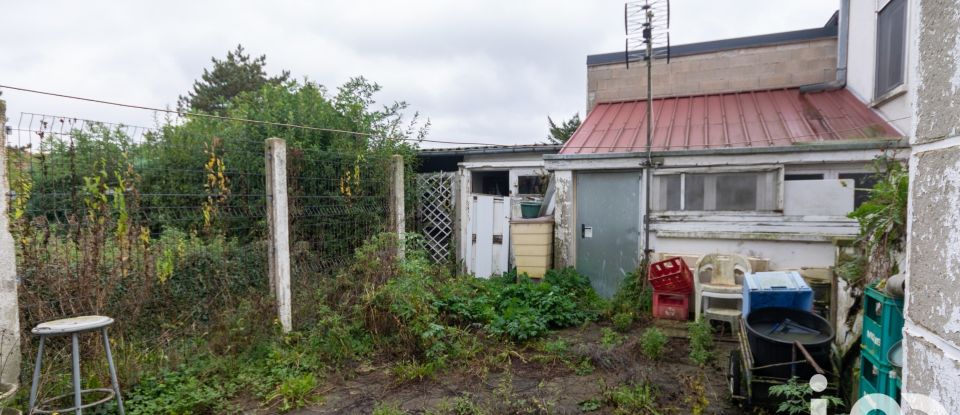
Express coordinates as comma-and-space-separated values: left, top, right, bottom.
415, 172, 457, 263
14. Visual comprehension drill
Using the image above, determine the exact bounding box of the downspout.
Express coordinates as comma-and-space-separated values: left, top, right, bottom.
799, 0, 850, 93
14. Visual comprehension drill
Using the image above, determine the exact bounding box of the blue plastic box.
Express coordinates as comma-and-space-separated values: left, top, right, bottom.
742, 271, 814, 317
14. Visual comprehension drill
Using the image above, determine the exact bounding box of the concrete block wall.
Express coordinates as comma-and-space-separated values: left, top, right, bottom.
586, 38, 837, 110
903, 0, 960, 413
0, 100, 21, 385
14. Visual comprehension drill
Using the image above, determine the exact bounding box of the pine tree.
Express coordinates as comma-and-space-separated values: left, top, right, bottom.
545, 113, 582, 144
177, 44, 290, 115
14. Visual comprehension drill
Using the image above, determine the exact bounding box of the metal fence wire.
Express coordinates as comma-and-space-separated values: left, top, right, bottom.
5, 112, 396, 362
284, 146, 393, 327
7, 114, 270, 350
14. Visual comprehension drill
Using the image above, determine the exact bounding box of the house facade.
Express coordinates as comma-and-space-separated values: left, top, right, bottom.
548, 3, 907, 304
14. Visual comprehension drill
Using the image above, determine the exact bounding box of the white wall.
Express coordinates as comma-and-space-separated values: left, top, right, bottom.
545, 151, 891, 274
650, 235, 838, 270
846, 0, 913, 134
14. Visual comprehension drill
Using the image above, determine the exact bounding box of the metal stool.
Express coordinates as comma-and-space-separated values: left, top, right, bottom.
27, 316, 125, 415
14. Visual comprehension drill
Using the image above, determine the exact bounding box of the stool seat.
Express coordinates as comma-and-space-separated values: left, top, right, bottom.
32, 316, 114, 335
28, 315, 125, 414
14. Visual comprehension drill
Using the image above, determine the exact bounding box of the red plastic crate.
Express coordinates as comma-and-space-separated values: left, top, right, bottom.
653, 291, 690, 321
648, 257, 693, 293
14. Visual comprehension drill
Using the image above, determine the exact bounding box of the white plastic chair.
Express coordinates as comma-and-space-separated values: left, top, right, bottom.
694, 253, 752, 331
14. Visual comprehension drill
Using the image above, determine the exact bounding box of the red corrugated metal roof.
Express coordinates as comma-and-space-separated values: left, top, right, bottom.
561, 88, 902, 155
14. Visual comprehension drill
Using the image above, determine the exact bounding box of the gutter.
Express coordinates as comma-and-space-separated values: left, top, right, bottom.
417, 145, 561, 158
544, 138, 910, 161
800, 0, 850, 93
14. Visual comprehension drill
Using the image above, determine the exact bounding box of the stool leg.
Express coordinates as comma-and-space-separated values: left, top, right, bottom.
71, 333, 82, 415
101, 328, 125, 415
27, 336, 45, 414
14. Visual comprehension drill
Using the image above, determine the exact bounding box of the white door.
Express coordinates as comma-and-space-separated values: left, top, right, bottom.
468, 195, 511, 278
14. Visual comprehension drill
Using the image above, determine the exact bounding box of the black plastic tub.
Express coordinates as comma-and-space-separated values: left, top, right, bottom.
745, 307, 835, 379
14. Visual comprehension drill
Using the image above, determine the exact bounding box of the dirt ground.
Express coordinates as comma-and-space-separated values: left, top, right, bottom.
280, 320, 747, 415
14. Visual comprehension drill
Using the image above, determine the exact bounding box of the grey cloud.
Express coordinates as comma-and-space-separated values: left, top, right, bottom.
1, 0, 837, 147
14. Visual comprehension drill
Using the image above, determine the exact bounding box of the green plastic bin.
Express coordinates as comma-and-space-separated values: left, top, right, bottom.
861, 284, 904, 364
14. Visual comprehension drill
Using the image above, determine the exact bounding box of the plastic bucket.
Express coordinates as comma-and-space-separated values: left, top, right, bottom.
520, 201, 542, 218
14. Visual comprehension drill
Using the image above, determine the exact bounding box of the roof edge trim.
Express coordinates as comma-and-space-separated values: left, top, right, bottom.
548, 139, 909, 160
587, 26, 838, 67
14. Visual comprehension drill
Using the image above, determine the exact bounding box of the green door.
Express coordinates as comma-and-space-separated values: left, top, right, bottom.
575, 171, 642, 298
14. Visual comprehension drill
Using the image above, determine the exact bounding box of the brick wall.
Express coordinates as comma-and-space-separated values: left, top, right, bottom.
586, 38, 838, 111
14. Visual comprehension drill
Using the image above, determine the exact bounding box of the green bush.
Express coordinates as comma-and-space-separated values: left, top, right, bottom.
488, 300, 549, 341
609, 269, 653, 318
605, 383, 660, 415
543, 339, 569, 355
639, 328, 668, 360
768, 377, 844, 415
435, 267, 600, 342
601, 327, 625, 348
687, 318, 714, 365
266, 373, 319, 412
125, 363, 231, 415
612, 312, 635, 333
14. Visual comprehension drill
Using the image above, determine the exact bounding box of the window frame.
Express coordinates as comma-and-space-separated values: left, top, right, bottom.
516, 174, 545, 197
651, 165, 785, 215
874, 0, 908, 99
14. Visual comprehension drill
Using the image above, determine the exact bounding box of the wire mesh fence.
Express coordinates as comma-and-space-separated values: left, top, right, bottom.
284, 147, 393, 328
7, 113, 270, 349
4, 112, 401, 397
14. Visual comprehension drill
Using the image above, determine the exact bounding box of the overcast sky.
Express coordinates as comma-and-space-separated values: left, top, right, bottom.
1, 0, 838, 147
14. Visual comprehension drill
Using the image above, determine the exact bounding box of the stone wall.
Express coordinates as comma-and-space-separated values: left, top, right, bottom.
0, 100, 21, 385
903, 0, 960, 413
586, 38, 837, 110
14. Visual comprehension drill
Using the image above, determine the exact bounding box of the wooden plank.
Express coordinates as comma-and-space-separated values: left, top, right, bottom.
513, 244, 552, 257
474, 196, 494, 278
493, 197, 511, 275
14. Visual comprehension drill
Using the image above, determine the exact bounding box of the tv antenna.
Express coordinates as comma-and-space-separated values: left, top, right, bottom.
625, 0, 670, 277
624, 0, 671, 69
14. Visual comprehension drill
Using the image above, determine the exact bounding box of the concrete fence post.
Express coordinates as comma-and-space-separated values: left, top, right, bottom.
0, 100, 21, 385
389, 155, 405, 259
264, 138, 292, 333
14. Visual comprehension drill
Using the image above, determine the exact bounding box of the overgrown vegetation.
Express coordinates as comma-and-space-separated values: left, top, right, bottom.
687, 318, 715, 365
768, 377, 844, 415
97, 235, 606, 412
681, 374, 710, 415
604, 383, 661, 415
608, 268, 653, 319
6, 45, 428, 413
841, 156, 909, 286
639, 328, 667, 360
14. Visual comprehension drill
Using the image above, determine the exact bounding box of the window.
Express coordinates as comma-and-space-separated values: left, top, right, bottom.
785, 173, 825, 181
517, 175, 544, 195
876, 0, 907, 97
472, 171, 509, 196
653, 170, 780, 212
839, 172, 878, 208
